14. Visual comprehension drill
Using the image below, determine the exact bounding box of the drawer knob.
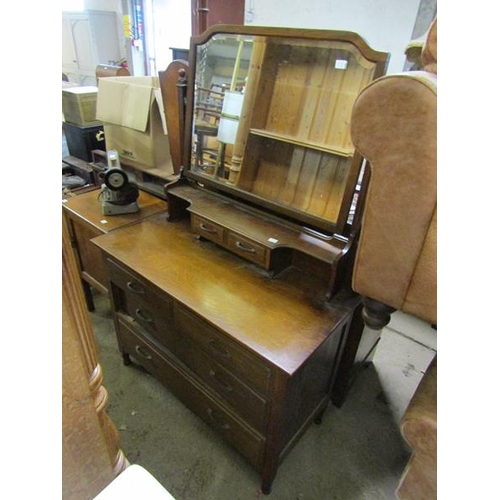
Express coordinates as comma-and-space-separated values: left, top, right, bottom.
135, 308, 154, 324
207, 339, 231, 359
235, 241, 256, 253
127, 281, 145, 294
199, 222, 217, 234
134, 345, 152, 360
207, 408, 230, 430
209, 369, 234, 393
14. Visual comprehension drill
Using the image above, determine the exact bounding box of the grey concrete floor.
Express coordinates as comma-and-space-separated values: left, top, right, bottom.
90, 292, 436, 500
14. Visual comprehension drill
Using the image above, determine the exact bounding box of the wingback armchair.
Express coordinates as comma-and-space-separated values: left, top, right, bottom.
350, 46, 437, 329
349, 17, 437, 500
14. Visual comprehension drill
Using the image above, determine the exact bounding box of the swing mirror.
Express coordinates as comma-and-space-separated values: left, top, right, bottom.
184, 26, 389, 234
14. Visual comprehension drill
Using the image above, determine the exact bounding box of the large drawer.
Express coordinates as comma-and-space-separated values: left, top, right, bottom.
173, 302, 271, 395
116, 315, 265, 469
171, 335, 268, 433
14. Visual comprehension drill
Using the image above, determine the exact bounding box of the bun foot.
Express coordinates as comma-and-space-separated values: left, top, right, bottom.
260, 485, 272, 495
361, 296, 396, 330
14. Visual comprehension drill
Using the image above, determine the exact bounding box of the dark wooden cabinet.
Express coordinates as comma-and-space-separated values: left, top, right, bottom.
93, 216, 361, 493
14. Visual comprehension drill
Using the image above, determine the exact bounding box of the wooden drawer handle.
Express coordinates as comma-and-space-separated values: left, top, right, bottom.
135, 308, 153, 324
134, 345, 152, 360
127, 281, 145, 294
235, 241, 256, 253
209, 369, 234, 393
207, 408, 230, 430
207, 339, 231, 359
199, 222, 217, 234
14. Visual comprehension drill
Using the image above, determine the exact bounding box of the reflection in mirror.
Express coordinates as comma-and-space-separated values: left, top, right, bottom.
193, 34, 253, 177
189, 31, 383, 233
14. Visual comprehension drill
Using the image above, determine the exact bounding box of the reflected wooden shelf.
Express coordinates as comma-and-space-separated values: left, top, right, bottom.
249, 128, 354, 157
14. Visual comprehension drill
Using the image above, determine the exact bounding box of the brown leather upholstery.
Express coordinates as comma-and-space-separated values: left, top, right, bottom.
421, 17, 437, 74
350, 71, 437, 325
397, 357, 437, 500
404, 17, 437, 73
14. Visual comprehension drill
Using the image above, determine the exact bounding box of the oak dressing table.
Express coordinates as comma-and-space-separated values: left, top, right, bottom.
93, 25, 388, 493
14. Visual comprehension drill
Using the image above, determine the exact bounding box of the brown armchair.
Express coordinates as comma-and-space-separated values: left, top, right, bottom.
350, 18, 437, 500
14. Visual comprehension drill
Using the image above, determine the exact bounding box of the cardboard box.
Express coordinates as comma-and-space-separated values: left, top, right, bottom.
96, 76, 173, 175
62, 86, 101, 126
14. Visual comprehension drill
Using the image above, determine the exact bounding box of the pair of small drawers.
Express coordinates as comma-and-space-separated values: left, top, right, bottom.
191, 214, 269, 269
108, 259, 271, 450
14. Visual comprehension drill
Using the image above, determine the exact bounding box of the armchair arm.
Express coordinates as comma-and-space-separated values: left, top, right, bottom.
350, 71, 437, 325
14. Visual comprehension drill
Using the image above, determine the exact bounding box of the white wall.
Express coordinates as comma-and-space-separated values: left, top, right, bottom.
63, 0, 427, 79
83, 0, 120, 11
146, 0, 191, 73
244, 0, 423, 74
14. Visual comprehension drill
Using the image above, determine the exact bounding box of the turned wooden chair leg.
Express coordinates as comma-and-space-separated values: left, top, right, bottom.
361, 296, 396, 331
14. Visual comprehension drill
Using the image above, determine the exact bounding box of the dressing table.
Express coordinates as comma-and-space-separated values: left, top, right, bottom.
93, 25, 389, 493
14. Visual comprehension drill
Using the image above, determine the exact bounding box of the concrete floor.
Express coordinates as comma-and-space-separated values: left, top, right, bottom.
90, 292, 436, 500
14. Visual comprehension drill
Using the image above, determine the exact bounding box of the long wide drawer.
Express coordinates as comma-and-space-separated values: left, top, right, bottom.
173, 302, 271, 395
171, 334, 269, 433
116, 315, 265, 469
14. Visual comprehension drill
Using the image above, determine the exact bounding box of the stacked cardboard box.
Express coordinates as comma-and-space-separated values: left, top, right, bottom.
96, 76, 173, 177
62, 86, 101, 127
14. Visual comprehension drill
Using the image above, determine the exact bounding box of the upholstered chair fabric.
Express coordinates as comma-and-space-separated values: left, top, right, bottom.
350, 71, 437, 325
397, 357, 437, 500
422, 17, 437, 74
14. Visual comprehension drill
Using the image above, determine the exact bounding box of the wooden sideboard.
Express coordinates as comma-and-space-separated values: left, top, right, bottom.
62, 188, 168, 310
93, 213, 361, 493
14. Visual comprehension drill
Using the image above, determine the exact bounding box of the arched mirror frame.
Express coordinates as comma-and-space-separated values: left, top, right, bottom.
181, 25, 390, 237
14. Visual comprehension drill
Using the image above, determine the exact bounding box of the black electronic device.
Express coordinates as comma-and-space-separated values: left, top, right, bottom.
100, 150, 140, 215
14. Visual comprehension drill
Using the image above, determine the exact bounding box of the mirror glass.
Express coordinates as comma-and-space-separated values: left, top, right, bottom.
187, 31, 381, 233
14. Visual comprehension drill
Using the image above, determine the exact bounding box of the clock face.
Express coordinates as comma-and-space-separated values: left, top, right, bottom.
105, 169, 128, 190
